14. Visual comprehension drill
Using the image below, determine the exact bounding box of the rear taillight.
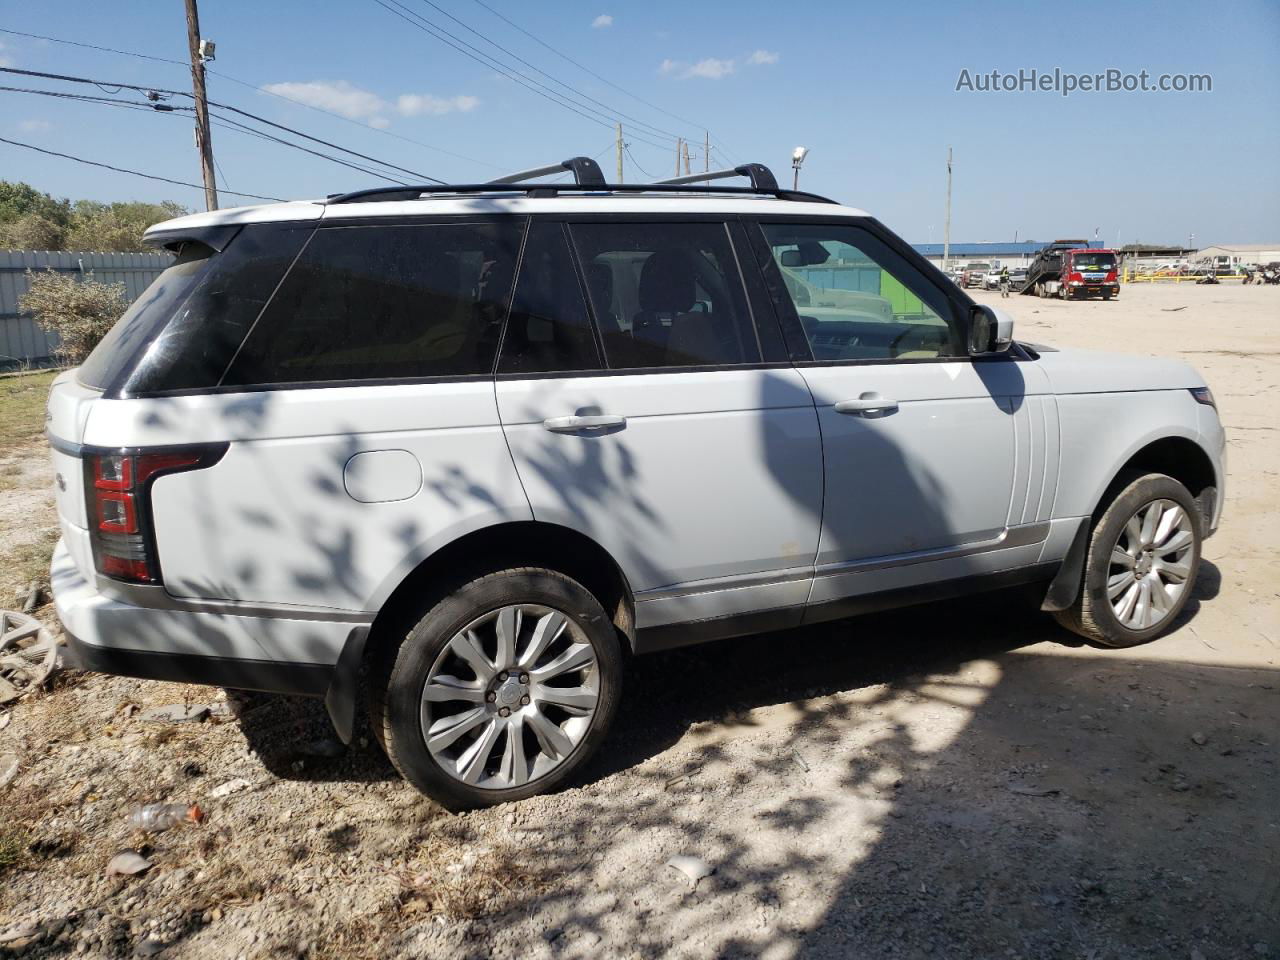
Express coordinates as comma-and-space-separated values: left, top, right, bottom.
84, 446, 226, 584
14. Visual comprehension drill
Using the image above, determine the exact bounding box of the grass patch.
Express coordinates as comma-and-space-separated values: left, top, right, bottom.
0, 826, 29, 874
0, 371, 58, 448
8, 528, 61, 586
0, 461, 23, 492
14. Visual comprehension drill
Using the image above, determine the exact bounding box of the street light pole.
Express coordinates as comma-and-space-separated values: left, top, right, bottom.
791, 146, 808, 190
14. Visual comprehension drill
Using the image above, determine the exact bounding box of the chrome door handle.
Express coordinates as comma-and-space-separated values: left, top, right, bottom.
541, 414, 627, 433
834, 394, 899, 416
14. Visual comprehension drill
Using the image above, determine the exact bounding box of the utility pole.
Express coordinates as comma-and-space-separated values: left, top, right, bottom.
675, 138, 682, 178
704, 131, 710, 173
683, 141, 691, 176
615, 123, 624, 183
184, 0, 218, 211
942, 146, 952, 272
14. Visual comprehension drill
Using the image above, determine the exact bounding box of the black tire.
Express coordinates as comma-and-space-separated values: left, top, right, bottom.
1053, 472, 1202, 648
368, 567, 623, 810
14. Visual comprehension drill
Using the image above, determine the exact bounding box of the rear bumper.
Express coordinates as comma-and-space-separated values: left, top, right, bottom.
52, 539, 365, 711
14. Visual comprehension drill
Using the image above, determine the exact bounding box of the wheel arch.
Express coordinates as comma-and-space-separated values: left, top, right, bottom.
1094, 435, 1218, 522
365, 520, 637, 665
1042, 433, 1217, 612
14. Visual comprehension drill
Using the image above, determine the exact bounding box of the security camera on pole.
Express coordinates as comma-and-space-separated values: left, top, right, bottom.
791, 146, 808, 190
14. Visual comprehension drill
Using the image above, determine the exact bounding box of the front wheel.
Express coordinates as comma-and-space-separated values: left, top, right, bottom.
370, 567, 623, 809
1054, 473, 1202, 647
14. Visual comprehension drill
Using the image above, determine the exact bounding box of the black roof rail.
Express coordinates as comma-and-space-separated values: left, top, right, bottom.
326, 169, 837, 205
654, 163, 779, 192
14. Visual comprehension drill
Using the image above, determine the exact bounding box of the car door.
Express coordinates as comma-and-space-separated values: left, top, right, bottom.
494, 218, 823, 637
748, 219, 1054, 612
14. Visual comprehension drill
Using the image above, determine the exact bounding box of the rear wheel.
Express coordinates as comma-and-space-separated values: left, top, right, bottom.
370, 567, 623, 809
1054, 473, 1202, 647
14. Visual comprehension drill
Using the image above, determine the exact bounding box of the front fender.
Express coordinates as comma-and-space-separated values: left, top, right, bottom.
1052, 389, 1204, 520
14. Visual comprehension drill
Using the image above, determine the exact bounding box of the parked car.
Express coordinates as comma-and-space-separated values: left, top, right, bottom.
1009, 268, 1028, 287
984, 269, 1003, 290
48, 158, 1225, 810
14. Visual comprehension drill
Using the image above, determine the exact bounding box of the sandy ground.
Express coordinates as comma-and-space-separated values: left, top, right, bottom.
1, 283, 1277, 959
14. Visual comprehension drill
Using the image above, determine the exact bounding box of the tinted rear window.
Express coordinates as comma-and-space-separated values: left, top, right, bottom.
77, 247, 200, 391
122, 225, 311, 395
221, 221, 524, 386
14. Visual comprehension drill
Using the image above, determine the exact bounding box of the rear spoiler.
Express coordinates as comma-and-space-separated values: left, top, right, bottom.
143, 223, 241, 254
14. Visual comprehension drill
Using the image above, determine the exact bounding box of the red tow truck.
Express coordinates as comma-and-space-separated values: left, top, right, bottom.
1020, 242, 1121, 300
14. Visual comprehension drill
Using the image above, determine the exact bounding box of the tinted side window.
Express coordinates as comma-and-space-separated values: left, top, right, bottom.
570, 222, 761, 369
758, 223, 964, 362
222, 221, 523, 386
121, 225, 311, 395
498, 221, 601, 375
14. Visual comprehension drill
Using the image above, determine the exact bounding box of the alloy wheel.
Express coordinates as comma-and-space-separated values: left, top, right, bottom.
419, 604, 599, 790
1106, 498, 1196, 631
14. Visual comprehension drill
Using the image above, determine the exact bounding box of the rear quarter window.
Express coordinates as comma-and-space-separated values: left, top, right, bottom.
221, 221, 524, 387
77, 246, 198, 392
121, 225, 312, 395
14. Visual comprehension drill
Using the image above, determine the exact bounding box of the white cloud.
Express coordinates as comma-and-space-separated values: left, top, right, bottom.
684, 58, 735, 80
659, 58, 680, 75
261, 80, 479, 127
18, 119, 52, 133
747, 50, 779, 66
261, 80, 390, 125
591, 14, 613, 28
396, 93, 480, 117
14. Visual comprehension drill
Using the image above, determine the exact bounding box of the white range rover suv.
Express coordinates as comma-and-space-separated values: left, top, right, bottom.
47, 158, 1224, 809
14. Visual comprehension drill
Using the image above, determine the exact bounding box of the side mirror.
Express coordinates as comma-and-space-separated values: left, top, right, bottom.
969, 304, 1014, 355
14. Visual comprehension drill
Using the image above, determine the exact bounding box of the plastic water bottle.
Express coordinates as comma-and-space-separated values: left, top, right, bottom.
127, 803, 189, 832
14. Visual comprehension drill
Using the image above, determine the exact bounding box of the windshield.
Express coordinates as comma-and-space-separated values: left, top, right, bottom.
1073, 253, 1117, 270
76, 248, 207, 390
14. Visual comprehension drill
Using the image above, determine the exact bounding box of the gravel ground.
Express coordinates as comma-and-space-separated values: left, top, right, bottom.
1, 283, 1277, 960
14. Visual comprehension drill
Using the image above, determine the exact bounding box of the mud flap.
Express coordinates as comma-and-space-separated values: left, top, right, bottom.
1040, 521, 1091, 612
324, 626, 370, 744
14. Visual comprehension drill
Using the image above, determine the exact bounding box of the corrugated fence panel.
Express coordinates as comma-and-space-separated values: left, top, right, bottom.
0, 249, 174, 370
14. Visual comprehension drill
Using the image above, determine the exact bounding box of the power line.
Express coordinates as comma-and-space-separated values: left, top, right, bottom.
0, 27, 186, 66
411, 0, 681, 144
623, 143, 660, 180
369, 0, 674, 152
207, 110, 413, 185
0, 65, 443, 183
0, 82, 418, 186
0, 134, 283, 201
0, 28, 496, 169
466, 0, 708, 136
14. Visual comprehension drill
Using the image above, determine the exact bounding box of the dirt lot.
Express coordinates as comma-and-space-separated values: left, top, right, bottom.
1, 283, 1277, 959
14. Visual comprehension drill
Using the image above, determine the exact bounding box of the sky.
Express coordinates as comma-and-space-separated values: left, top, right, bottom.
1, 0, 1278, 246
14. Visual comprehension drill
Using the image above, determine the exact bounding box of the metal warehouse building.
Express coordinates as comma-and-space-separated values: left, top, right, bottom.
1195, 243, 1280, 266
910, 241, 1104, 270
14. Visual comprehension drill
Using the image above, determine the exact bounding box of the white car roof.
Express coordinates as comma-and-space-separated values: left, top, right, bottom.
144, 193, 871, 241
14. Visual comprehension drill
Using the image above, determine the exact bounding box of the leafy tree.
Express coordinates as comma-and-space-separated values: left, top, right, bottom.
0, 214, 66, 251
66, 200, 190, 252
0, 181, 187, 252
18, 270, 128, 365
0, 181, 72, 229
